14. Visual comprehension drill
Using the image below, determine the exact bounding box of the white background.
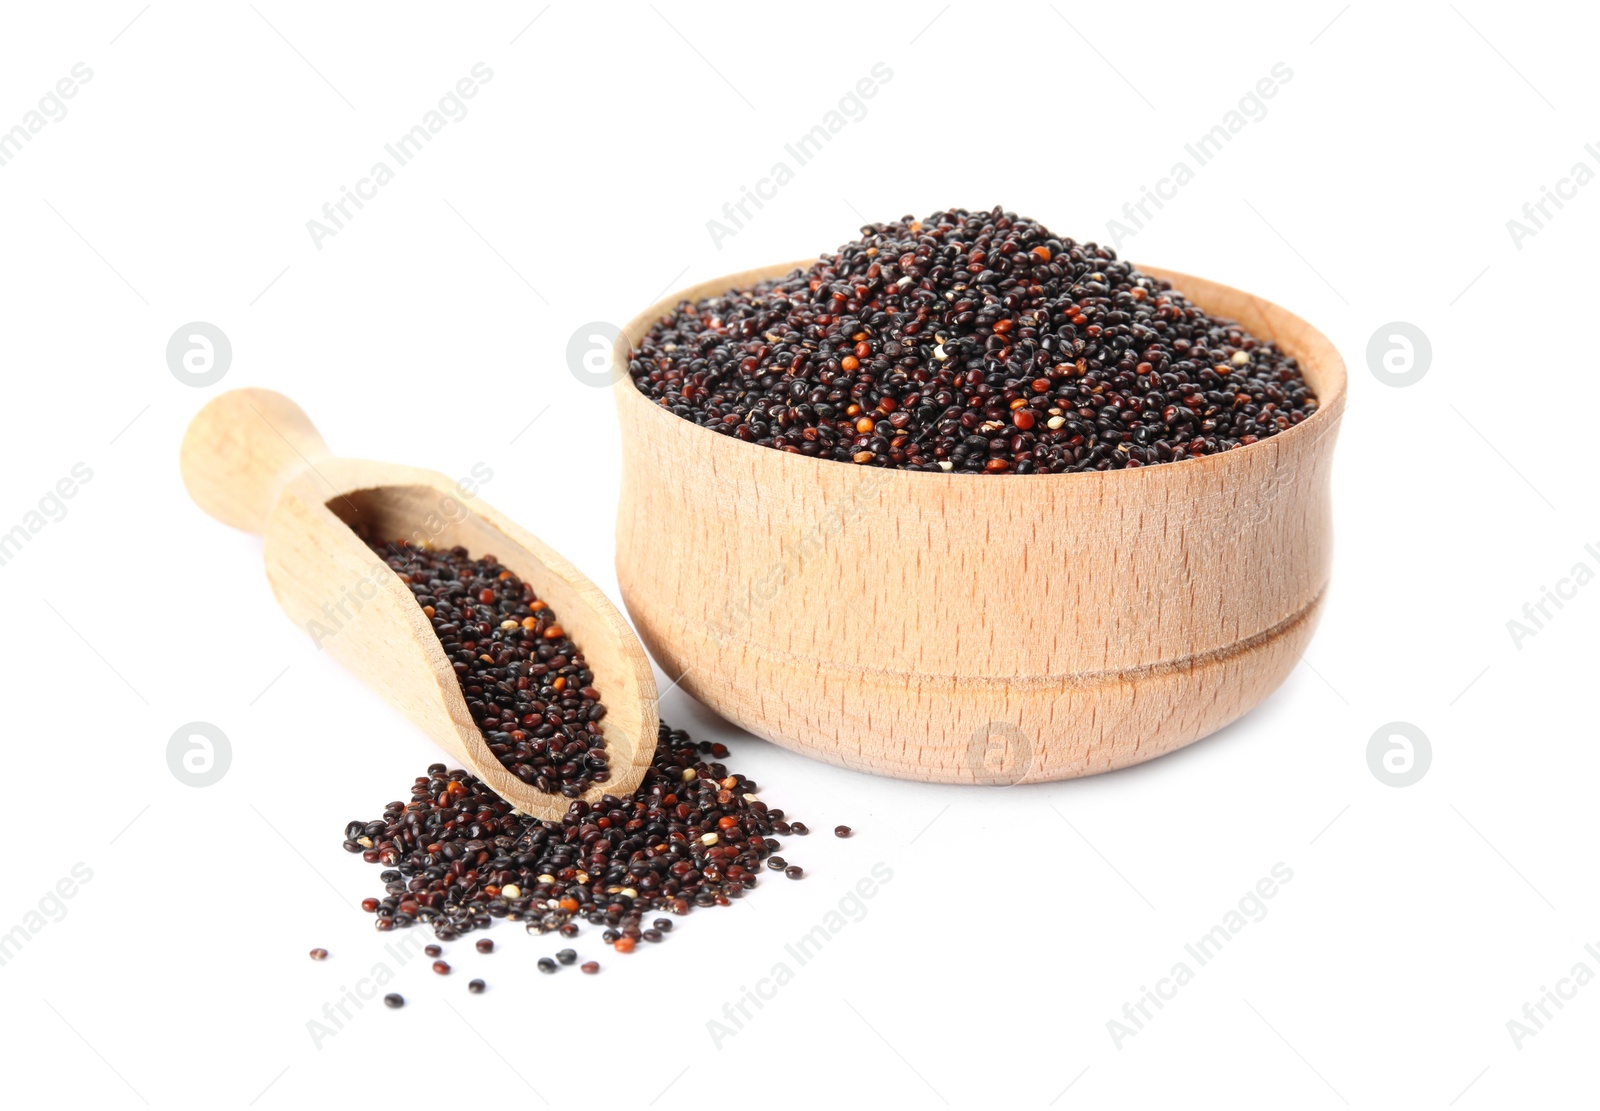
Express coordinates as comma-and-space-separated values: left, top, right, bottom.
1, 2, 1594, 1107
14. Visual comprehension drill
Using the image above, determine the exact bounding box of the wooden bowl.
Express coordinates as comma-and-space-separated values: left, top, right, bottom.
610, 262, 1346, 784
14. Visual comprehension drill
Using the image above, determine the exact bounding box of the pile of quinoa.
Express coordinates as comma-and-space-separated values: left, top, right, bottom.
343, 721, 808, 944
629, 206, 1317, 473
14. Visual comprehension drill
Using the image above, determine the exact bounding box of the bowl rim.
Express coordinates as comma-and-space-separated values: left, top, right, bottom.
610, 258, 1347, 482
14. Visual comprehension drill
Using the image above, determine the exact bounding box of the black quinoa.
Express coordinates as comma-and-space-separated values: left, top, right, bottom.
368, 540, 609, 797
344, 721, 799, 945
628, 206, 1317, 473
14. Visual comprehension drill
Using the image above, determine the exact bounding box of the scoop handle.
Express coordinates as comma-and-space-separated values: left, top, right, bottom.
180, 388, 332, 535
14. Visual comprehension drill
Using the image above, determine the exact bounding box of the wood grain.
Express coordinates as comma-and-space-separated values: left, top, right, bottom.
611, 263, 1346, 783
180, 388, 658, 819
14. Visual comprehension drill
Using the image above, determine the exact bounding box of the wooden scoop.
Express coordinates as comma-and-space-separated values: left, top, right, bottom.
180, 388, 657, 820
